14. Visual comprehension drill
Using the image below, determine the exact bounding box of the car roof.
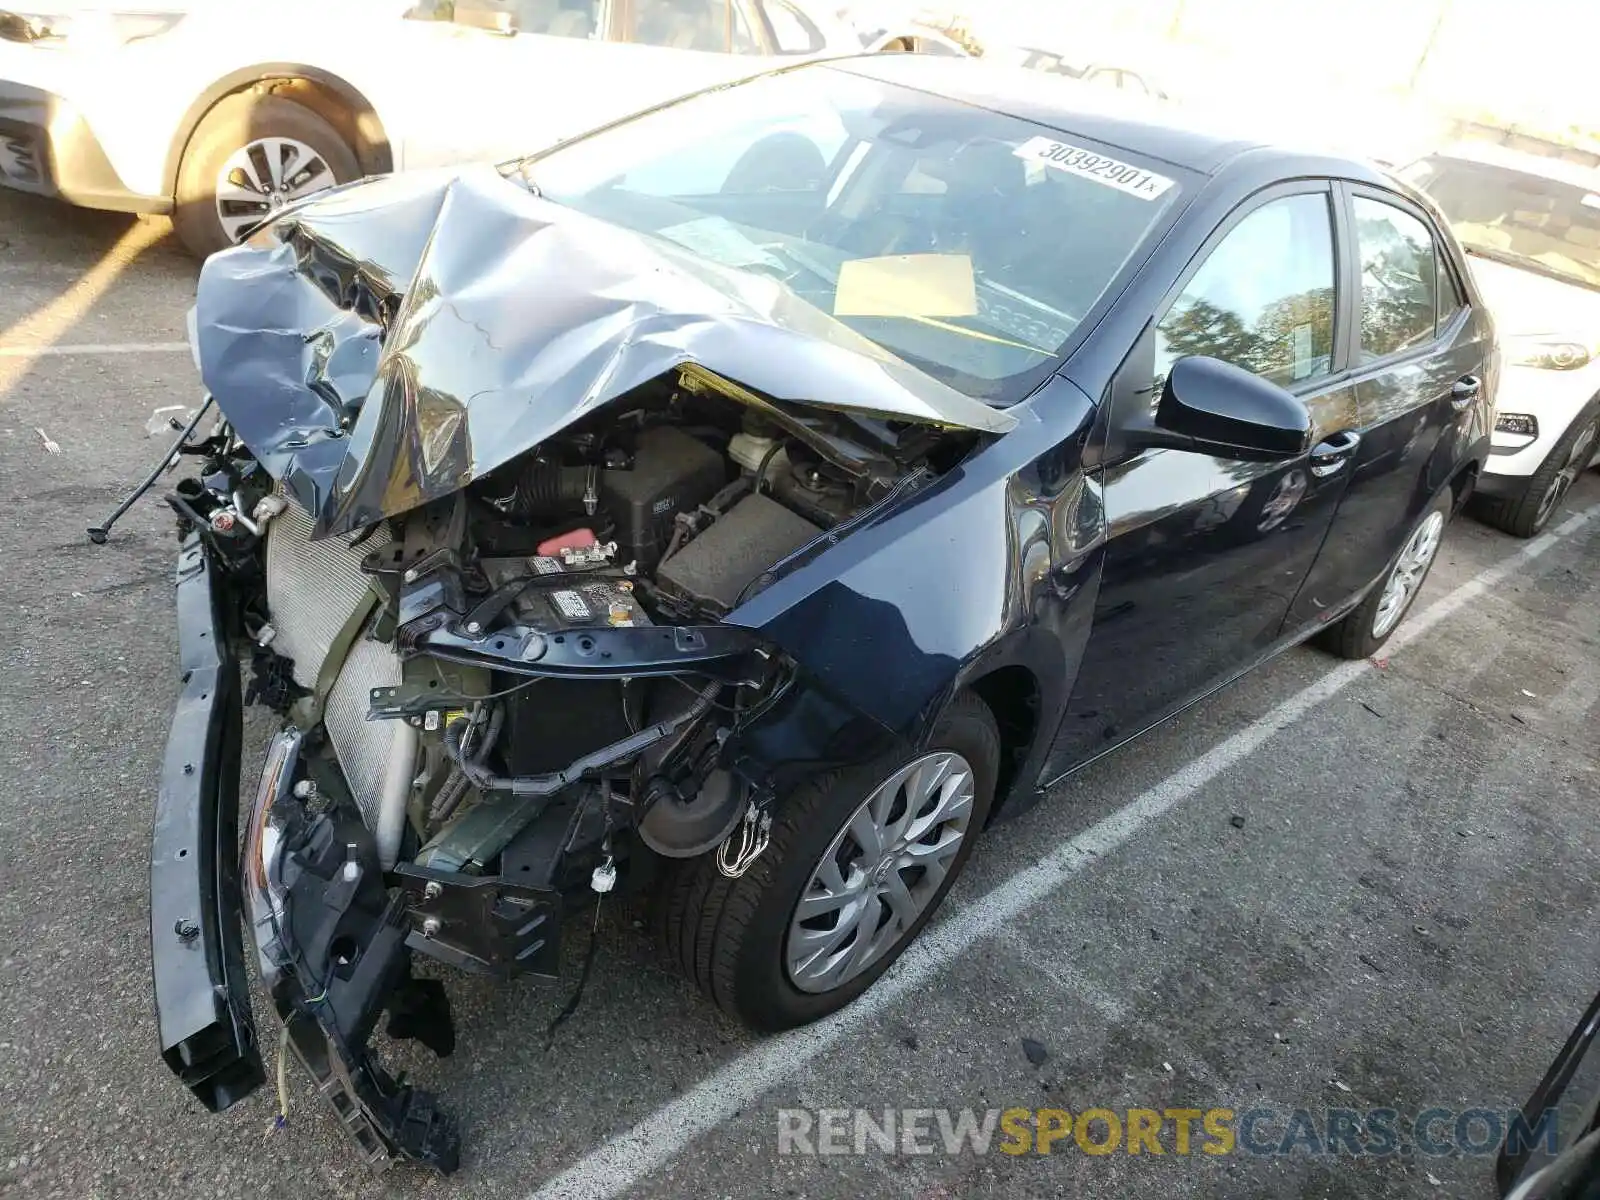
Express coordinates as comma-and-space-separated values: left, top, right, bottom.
827, 54, 1387, 183
1424, 141, 1600, 192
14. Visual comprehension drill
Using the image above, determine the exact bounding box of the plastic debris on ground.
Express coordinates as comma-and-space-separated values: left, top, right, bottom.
145, 405, 192, 438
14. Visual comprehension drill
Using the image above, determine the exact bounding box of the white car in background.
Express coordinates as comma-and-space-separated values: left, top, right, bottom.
1403, 143, 1600, 536
0, 0, 948, 257
992, 40, 1166, 99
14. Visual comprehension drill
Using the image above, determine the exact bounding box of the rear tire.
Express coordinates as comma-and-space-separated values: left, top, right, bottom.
655, 691, 999, 1031
1320, 490, 1452, 660
1471, 405, 1600, 539
172, 93, 359, 259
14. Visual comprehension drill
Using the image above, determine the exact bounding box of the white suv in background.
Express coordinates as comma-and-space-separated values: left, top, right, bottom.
0, 0, 945, 257
1404, 143, 1600, 536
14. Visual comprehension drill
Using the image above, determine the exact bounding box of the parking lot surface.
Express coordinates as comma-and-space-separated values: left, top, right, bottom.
2, 193, 1597, 1200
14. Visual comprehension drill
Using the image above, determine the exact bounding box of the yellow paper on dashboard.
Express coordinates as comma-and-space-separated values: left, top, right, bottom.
833, 254, 978, 318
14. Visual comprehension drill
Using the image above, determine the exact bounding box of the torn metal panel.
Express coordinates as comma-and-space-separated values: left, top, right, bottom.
194, 166, 1014, 540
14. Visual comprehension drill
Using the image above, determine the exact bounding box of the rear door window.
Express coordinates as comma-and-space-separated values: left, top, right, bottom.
1352, 196, 1439, 361
420, 0, 603, 37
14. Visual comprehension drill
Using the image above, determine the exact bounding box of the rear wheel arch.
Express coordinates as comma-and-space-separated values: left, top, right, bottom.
163, 65, 393, 199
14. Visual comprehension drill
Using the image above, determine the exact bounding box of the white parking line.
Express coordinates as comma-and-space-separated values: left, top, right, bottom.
0, 342, 188, 357
526, 503, 1599, 1200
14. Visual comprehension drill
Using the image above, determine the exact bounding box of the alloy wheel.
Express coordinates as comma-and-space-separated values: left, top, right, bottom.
1535, 419, 1599, 531
213, 137, 337, 244
785, 751, 975, 994
1372, 509, 1445, 639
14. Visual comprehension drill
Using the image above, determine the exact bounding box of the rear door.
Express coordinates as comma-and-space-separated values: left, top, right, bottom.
1048, 182, 1363, 772
1284, 183, 1490, 628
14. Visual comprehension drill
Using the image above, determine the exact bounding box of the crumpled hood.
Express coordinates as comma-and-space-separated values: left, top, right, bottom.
194, 165, 1015, 538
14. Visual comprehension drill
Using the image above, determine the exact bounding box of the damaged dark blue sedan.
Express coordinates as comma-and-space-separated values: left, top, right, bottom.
142, 55, 1496, 1171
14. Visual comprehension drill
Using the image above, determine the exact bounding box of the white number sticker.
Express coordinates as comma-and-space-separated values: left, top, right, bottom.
1012, 136, 1176, 201
551, 590, 590, 621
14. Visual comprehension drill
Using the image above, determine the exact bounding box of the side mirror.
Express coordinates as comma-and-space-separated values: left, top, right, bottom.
1127, 356, 1313, 462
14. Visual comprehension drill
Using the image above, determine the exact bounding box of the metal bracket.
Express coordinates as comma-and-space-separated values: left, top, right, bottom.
394, 864, 563, 980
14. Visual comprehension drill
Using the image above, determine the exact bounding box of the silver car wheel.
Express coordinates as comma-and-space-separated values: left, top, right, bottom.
1372, 509, 1445, 639
1536, 419, 1599, 530
213, 137, 337, 244
785, 751, 975, 994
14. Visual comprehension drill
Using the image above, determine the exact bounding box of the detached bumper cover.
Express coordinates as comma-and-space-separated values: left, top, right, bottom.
152, 534, 459, 1170
150, 534, 264, 1110
0, 78, 166, 212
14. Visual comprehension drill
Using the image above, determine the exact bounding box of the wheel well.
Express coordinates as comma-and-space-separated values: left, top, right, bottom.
164, 66, 393, 197
967, 666, 1040, 811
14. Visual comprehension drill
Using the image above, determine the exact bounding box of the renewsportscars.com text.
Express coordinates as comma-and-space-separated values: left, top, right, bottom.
776, 1106, 1556, 1158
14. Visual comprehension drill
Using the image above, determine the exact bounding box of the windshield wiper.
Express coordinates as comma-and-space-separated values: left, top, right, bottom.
1465, 244, 1600, 291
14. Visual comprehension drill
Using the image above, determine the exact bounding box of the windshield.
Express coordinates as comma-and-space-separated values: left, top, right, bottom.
520, 66, 1182, 403
1406, 155, 1600, 292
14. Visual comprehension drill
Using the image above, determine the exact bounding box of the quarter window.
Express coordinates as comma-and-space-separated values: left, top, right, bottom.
1156, 192, 1337, 389
763, 0, 823, 53
1435, 252, 1465, 333
1353, 196, 1439, 360
623, 0, 761, 53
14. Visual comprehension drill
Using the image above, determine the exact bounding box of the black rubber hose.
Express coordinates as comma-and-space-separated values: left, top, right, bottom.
442, 681, 720, 797
429, 769, 471, 824
520, 463, 594, 515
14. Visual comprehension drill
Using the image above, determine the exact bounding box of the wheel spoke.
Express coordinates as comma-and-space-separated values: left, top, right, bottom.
215, 178, 267, 207
794, 883, 854, 923
898, 826, 963, 875
287, 163, 335, 199
901, 772, 971, 846
789, 899, 863, 982
842, 895, 885, 977
847, 804, 884, 862
218, 210, 267, 242
880, 869, 921, 929
813, 855, 848, 895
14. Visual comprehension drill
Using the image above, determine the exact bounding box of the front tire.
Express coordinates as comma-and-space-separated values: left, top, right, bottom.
1472, 405, 1600, 539
1321, 489, 1452, 660
172, 93, 359, 259
655, 691, 999, 1031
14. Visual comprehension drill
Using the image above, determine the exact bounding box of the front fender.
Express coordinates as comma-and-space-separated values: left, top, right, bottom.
730, 379, 1101, 753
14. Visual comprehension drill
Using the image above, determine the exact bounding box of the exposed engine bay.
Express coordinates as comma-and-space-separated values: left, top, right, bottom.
279, 365, 968, 881
150, 361, 972, 1171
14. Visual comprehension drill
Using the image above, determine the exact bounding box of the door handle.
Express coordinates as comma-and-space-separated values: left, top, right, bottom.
1450, 375, 1481, 410
1309, 429, 1361, 478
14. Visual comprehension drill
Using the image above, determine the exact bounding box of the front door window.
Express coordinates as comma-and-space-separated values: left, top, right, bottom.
1155, 192, 1338, 391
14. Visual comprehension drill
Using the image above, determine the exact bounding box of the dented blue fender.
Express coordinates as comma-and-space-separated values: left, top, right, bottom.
729, 377, 1105, 811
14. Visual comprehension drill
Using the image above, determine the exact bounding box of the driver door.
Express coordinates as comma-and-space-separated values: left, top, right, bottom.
1047, 183, 1362, 774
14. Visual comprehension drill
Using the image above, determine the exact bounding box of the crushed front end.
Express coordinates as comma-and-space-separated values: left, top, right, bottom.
144, 165, 997, 1170
150, 408, 824, 1171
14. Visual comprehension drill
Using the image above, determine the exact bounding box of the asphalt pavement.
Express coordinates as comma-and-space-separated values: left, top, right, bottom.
1, 191, 1597, 1200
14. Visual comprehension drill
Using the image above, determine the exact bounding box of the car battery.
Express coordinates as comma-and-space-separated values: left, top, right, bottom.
481, 554, 649, 631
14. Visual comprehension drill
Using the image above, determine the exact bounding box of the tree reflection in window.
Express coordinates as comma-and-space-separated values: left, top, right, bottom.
1155, 193, 1336, 392
1353, 197, 1438, 361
